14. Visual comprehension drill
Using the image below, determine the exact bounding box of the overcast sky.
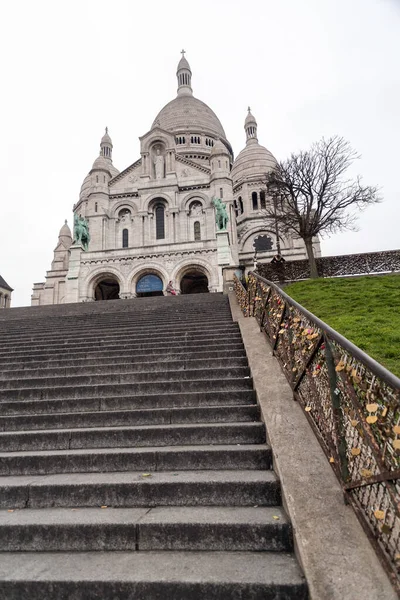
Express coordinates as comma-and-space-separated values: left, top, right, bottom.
1, 0, 399, 307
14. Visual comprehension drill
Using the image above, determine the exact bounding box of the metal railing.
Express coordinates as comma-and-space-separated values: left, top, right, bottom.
234, 271, 400, 592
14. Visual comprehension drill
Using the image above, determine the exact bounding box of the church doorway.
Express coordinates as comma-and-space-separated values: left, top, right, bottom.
180, 271, 209, 294
136, 274, 164, 297
94, 277, 120, 301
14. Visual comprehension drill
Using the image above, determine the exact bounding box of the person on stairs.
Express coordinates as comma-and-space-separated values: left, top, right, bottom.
166, 280, 178, 296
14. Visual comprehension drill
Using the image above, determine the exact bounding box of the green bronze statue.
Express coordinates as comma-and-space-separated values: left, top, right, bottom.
212, 197, 229, 231
73, 214, 90, 251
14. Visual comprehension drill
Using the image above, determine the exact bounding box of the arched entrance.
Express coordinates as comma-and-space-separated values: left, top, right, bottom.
94, 277, 120, 301
180, 270, 209, 294
136, 274, 164, 297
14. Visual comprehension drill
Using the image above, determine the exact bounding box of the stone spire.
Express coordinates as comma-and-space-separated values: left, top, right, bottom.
176, 50, 193, 97
100, 127, 113, 159
245, 107, 258, 144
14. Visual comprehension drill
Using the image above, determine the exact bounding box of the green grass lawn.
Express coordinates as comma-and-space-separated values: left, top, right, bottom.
285, 274, 400, 377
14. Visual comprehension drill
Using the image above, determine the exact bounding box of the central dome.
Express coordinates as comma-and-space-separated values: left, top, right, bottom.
151, 53, 228, 142
152, 95, 226, 139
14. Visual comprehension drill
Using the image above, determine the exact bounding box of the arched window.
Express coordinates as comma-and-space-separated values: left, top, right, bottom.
155, 205, 165, 239
238, 196, 244, 214
194, 221, 201, 241
122, 228, 129, 248
96, 175, 99, 183
260, 191, 266, 210
219, 187, 223, 198
95, 202, 98, 213
252, 192, 258, 210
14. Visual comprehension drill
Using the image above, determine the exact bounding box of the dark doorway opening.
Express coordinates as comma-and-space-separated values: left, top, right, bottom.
180, 271, 209, 294
136, 274, 164, 298
94, 278, 120, 301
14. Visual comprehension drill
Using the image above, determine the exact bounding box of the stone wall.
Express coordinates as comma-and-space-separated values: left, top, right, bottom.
256, 249, 400, 282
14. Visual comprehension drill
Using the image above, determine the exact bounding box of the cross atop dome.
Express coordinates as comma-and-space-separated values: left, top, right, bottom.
181, 49, 185, 57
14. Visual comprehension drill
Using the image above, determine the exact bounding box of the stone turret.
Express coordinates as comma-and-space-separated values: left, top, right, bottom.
176, 50, 192, 97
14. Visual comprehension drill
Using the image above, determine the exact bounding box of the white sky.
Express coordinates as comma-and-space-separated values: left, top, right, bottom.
1, 0, 399, 307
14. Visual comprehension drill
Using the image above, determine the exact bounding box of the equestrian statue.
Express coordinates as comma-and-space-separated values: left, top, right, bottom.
73, 214, 90, 251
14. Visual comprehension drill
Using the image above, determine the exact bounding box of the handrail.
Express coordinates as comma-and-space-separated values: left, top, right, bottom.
234, 271, 400, 593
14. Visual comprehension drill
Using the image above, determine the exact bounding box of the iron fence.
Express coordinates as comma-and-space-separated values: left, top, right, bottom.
234, 271, 400, 592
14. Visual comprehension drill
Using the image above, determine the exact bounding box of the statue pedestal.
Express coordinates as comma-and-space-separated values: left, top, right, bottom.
216, 230, 235, 292
216, 230, 233, 266
65, 244, 83, 303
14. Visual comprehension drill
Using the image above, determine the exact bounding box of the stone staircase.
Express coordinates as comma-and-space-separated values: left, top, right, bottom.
0, 294, 308, 599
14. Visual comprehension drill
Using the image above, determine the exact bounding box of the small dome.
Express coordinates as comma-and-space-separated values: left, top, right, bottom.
58, 220, 72, 248
91, 155, 119, 177
210, 139, 229, 156
231, 142, 277, 184
177, 55, 191, 73
79, 173, 92, 201
152, 95, 227, 139
101, 128, 112, 145
245, 108, 257, 126
59, 220, 72, 239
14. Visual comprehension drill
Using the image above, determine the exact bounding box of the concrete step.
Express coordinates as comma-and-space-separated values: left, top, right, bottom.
0, 389, 257, 416
0, 444, 271, 476
0, 404, 260, 432
0, 470, 281, 509
0, 506, 292, 552
0, 422, 266, 452
0, 551, 308, 599
0, 366, 251, 391
0, 376, 254, 402
0, 357, 249, 382
0, 349, 247, 373
0, 342, 246, 366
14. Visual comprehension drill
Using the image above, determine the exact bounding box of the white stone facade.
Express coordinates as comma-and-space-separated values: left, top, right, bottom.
0, 276, 13, 308
32, 53, 317, 305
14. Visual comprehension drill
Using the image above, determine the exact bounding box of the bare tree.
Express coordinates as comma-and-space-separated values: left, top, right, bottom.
264, 136, 381, 278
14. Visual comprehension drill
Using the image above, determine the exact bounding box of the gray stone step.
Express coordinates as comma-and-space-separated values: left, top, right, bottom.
0, 366, 251, 391
0, 328, 241, 352
0, 470, 281, 509
0, 389, 257, 416
0, 333, 243, 357
0, 357, 249, 381
0, 444, 271, 476
0, 376, 254, 401
0, 551, 308, 599
0, 339, 246, 362
0, 321, 240, 345
0, 506, 292, 552
0, 348, 247, 373
0, 404, 259, 432
0, 422, 265, 452
0, 342, 246, 366
0, 312, 233, 333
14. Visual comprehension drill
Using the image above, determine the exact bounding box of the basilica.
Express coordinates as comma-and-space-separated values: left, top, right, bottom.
32, 52, 317, 304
